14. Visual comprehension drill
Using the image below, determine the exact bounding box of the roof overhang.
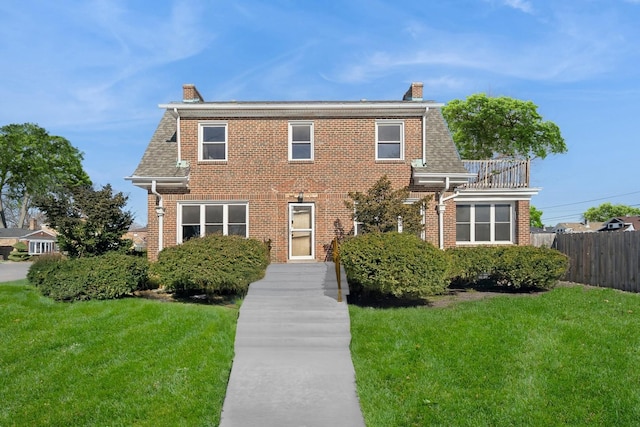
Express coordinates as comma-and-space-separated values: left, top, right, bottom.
454, 187, 541, 202
412, 171, 476, 188
159, 101, 444, 119
124, 175, 189, 190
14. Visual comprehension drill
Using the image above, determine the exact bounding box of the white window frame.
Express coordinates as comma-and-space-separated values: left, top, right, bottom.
178, 202, 248, 243
28, 240, 57, 255
456, 203, 514, 244
375, 120, 404, 160
198, 122, 228, 161
288, 121, 314, 161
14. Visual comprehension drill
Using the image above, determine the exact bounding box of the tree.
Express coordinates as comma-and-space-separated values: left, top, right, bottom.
583, 202, 640, 222
0, 123, 90, 228
530, 205, 544, 228
345, 175, 431, 235
441, 93, 567, 160
34, 184, 133, 257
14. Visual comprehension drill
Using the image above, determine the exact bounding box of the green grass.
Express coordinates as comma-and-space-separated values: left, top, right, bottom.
350, 285, 640, 426
0, 280, 237, 427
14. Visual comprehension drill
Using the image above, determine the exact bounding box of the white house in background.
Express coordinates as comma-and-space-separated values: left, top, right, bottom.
553, 221, 603, 233
20, 229, 58, 255
597, 216, 640, 232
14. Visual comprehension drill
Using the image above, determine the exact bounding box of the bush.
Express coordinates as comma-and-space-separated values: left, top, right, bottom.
340, 232, 450, 299
447, 246, 568, 290
28, 253, 149, 301
8, 241, 30, 262
151, 234, 270, 295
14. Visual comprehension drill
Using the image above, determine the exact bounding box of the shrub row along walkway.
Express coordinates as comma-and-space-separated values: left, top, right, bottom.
219, 262, 365, 427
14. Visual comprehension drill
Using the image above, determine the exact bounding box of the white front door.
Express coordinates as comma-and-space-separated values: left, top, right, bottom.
289, 203, 314, 260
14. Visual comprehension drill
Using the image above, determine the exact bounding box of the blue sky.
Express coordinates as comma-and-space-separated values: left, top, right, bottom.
1, 0, 639, 226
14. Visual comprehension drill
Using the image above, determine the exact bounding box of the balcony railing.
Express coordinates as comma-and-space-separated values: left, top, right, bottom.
461, 159, 530, 189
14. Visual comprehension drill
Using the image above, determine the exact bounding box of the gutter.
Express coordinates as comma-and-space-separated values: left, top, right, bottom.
436, 177, 462, 250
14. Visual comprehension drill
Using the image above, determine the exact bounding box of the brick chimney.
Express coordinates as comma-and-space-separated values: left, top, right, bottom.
183, 84, 204, 103
29, 217, 37, 230
403, 82, 423, 101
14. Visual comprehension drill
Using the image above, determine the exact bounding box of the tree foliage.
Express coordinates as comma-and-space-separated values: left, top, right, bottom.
345, 175, 431, 235
530, 205, 544, 228
583, 202, 640, 222
442, 93, 567, 160
34, 184, 133, 257
0, 123, 90, 228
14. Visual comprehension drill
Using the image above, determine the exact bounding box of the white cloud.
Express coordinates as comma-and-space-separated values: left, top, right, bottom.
502, 0, 534, 13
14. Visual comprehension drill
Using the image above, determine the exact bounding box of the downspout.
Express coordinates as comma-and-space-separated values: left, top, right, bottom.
422, 107, 429, 165
174, 108, 181, 163
151, 180, 164, 254
437, 177, 460, 250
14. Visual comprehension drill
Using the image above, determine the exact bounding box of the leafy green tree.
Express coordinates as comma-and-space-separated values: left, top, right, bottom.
442, 93, 567, 160
583, 202, 640, 222
34, 184, 133, 257
345, 175, 431, 235
0, 123, 90, 228
530, 205, 544, 228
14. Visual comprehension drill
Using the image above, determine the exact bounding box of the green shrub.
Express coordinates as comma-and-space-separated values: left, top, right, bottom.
447, 246, 568, 290
8, 241, 30, 262
151, 234, 270, 295
28, 253, 149, 301
340, 232, 450, 299
491, 246, 569, 289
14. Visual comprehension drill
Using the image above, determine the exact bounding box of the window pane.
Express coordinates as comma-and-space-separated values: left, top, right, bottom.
183, 225, 200, 240
378, 143, 401, 159
495, 204, 511, 222
456, 205, 470, 222
205, 225, 223, 235
203, 143, 225, 160
203, 126, 225, 142
292, 143, 311, 159
205, 205, 223, 223
228, 225, 247, 236
475, 205, 490, 222
228, 205, 246, 223
292, 206, 312, 229
182, 205, 200, 224
456, 224, 471, 241
495, 223, 511, 241
475, 223, 491, 241
292, 125, 311, 142
378, 124, 401, 142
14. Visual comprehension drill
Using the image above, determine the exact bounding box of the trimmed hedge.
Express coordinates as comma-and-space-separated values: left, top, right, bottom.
150, 234, 270, 295
447, 246, 569, 290
8, 241, 30, 262
27, 253, 149, 301
340, 232, 450, 299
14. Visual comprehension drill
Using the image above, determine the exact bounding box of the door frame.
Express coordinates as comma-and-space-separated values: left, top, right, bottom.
288, 202, 315, 260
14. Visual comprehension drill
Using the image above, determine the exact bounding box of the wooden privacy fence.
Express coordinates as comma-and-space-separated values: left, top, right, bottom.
555, 232, 640, 292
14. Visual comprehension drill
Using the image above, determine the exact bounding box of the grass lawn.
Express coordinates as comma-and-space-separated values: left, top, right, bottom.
0, 280, 237, 427
350, 285, 640, 426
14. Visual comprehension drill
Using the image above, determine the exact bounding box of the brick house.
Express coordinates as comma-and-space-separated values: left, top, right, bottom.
127, 82, 538, 262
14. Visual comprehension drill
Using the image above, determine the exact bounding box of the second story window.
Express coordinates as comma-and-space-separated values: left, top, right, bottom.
289, 121, 314, 161
199, 123, 227, 161
376, 121, 404, 160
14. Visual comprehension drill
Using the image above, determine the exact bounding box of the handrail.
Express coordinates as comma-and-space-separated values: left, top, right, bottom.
461, 159, 530, 189
332, 236, 342, 302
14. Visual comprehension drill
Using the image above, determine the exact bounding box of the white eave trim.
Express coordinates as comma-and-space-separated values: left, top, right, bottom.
125, 175, 189, 189
412, 171, 476, 187
160, 101, 444, 118
455, 187, 541, 201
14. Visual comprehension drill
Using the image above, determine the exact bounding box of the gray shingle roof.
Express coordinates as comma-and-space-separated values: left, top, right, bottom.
0, 229, 29, 238
131, 110, 188, 178
421, 108, 468, 174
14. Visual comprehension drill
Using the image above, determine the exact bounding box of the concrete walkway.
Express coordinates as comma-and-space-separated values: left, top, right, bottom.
219, 262, 365, 427
0, 261, 32, 283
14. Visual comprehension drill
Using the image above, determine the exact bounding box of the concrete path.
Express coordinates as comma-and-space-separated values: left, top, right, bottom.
0, 261, 32, 283
219, 262, 365, 427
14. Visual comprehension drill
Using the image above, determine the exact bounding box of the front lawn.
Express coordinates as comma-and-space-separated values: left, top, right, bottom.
0, 280, 237, 426
350, 285, 640, 426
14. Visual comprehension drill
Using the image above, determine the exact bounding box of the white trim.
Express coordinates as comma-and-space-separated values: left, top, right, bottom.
289, 203, 315, 260
375, 120, 404, 161
198, 122, 228, 162
456, 202, 515, 245
455, 187, 541, 202
288, 121, 314, 161
177, 201, 248, 243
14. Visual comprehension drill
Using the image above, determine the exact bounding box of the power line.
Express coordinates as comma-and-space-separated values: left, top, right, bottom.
537, 190, 640, 210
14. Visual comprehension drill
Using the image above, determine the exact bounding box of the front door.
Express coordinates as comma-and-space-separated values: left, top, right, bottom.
289, 203, 314, 260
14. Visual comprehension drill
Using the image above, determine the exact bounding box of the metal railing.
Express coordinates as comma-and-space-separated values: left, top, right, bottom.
462, 159, 530, 189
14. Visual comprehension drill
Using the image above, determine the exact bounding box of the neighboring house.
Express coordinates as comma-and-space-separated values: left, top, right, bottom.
127, 82, 539, 262
124, 226, 148, 252
554, 222, 604, 233
597, 216, 640, 232
0, 229, 25, 260
20, 229, 58, 255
